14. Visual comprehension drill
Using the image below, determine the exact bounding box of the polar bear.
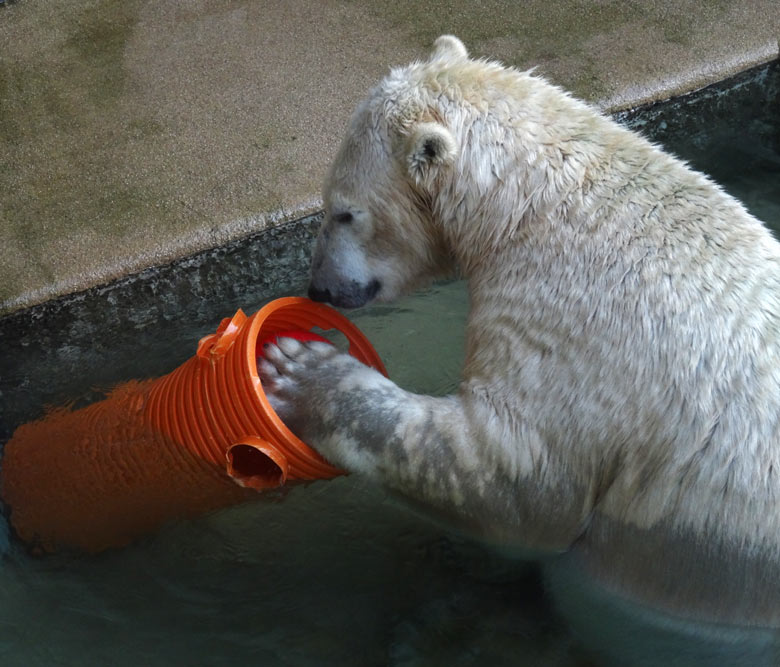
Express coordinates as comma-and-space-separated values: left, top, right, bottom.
259, 36, 780, 663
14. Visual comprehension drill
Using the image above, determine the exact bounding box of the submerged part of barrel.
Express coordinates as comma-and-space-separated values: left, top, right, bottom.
0, 380, 256, 553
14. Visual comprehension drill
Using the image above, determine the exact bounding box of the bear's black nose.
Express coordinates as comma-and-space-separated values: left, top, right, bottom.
308, 284, 332, 303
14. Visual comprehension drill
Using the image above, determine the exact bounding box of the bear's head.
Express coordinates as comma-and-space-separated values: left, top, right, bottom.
308, 35, 470, 309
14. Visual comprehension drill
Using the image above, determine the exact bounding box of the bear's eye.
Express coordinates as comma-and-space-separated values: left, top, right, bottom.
333, 212, 354, 224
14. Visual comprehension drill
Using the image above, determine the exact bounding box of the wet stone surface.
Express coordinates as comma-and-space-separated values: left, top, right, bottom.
0, 215, 322, 442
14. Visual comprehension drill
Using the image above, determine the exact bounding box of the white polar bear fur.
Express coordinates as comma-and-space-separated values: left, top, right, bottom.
262, 35, 780, 661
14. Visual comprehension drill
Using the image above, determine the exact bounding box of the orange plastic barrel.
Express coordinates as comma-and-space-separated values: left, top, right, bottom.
0, 297, 386, 553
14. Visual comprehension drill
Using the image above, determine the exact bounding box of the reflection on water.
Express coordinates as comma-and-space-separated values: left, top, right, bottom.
0, 61, 778, 666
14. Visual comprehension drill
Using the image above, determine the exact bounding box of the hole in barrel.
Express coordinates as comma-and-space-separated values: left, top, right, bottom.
227, 444, 285, 489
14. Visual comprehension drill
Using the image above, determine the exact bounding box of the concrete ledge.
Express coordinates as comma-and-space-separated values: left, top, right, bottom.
2, 0, 779, 314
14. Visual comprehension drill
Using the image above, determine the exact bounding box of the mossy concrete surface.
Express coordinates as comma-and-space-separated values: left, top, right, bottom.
1, 0, 778, 314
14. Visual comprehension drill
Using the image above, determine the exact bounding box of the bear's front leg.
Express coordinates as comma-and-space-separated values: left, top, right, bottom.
260, 338, 576, 551
259, 338, 484, 511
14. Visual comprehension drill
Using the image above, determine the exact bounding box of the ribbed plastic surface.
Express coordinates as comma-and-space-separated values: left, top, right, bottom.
0, 298, 386, 552
146, 297, 387, 481
0, 381, 255, 553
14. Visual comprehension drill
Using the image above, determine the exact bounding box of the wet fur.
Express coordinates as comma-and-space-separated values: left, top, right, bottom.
261, 35, 780, 664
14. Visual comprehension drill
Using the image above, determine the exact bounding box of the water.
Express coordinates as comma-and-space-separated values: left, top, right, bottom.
0, 61, 778, 666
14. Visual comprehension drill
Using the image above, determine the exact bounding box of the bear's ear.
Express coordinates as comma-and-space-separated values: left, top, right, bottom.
430, 35, 468, 62
404, 122, 457, 187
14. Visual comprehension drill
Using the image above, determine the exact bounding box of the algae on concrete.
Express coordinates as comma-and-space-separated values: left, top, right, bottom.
1, 0, 779, 315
